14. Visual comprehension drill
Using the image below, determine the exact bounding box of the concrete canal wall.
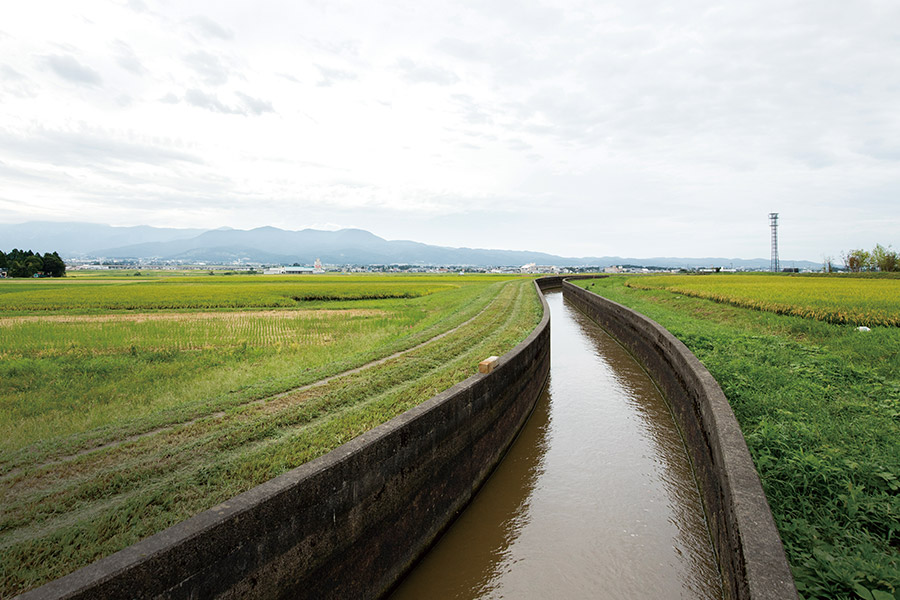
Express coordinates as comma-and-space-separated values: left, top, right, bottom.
21, 277, 795, 600
20, 282, 551, 600
561, 279, 797, 600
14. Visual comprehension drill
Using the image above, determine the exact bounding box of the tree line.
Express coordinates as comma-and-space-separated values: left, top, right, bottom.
0, 249, 67, 277
842, 244, 899, 273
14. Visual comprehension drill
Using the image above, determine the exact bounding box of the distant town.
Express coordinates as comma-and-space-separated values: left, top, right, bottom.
61, 258, 813, 276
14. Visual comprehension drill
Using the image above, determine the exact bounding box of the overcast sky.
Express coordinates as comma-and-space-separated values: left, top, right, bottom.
1, 1, 898, 261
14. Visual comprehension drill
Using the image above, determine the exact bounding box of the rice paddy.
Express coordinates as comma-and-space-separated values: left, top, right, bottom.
0, 273, 543, 597
625, 273, 900, 327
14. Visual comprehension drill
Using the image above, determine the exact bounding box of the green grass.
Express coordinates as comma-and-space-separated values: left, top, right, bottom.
576, 276, 900, 600
0, 275, 542, 597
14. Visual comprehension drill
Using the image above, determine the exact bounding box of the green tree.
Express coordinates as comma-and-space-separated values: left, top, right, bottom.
42, 252, 66, 277
0, 250, 7, 270
842, 249, 871, 272
871, 244, 899, 272
24, 255, 44, 277
8, 260, 28, 277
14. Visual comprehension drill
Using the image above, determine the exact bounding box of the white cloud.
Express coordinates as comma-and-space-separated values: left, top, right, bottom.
0, 0, 898, 260
188, 15, 234, 41
235, 91, 274, 115
43, 54, 102, 86
395, 58, 459, 85
112, 40, 147, 76
183, 51, 230, 86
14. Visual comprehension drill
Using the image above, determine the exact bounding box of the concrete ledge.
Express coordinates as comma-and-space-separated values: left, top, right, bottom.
18, 281, 551, 600
561, 279, 797, 600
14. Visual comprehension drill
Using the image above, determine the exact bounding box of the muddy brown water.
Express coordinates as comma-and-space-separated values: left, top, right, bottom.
388, 290, 723, 599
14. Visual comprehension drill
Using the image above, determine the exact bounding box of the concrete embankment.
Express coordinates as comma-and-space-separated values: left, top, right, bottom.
19, 281, 551, 600
562, 279, 797, 600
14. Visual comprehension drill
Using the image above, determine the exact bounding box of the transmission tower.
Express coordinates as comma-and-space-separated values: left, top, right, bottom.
769, 213, 779, 272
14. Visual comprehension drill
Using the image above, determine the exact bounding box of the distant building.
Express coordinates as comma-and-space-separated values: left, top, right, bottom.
286, 266, 315, 274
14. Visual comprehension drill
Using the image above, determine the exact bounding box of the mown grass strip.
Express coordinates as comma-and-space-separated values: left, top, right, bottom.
576, 277, 900, 600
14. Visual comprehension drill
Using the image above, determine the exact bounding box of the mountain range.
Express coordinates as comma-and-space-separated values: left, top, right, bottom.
0, 222, 821, 270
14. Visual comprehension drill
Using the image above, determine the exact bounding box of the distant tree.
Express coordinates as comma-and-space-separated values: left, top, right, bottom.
2, 249, 66, 277
42, 252, 66, 277
24, 255, 44, 277
871, 244, 899, 272
8, 260, 27, 277
823, 256, 835, 273
842, 249, 871, 272
840, 245, 899, 273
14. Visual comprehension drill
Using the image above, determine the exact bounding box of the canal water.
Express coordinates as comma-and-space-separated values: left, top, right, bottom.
388, 290, 723, 599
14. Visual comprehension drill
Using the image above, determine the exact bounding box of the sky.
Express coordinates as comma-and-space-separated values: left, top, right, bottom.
1, 1, 898, 261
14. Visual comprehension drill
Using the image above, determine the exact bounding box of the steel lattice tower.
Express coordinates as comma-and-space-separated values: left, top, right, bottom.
769, 213, 779, 272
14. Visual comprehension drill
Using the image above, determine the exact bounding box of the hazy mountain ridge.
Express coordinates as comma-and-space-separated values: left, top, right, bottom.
0, 222, 821, 269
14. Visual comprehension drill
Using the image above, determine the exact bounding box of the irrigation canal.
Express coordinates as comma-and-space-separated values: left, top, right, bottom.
388, 290, 723, 599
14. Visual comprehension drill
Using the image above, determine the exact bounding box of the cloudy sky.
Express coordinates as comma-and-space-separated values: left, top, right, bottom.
1, 0, 898, 261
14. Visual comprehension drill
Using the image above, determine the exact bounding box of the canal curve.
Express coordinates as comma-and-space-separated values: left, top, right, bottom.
388, 289, 723, 599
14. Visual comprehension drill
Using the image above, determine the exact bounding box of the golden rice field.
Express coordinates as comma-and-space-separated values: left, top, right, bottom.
626, 274, 900, 327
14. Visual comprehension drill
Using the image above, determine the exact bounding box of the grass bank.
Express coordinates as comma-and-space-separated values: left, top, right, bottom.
575, 276, 899, 600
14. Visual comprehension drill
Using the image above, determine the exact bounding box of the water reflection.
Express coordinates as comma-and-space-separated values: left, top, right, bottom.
388, 291, 722, 599
389, 383, 552, 598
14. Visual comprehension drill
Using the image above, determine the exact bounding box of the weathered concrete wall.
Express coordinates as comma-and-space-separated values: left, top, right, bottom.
19, 282, 551, 600
561, 279, 797, 600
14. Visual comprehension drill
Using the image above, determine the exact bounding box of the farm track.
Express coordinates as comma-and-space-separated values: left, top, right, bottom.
0, 294, 498, 482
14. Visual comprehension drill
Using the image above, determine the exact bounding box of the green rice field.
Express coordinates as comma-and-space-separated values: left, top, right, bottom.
0, 274, 543, 596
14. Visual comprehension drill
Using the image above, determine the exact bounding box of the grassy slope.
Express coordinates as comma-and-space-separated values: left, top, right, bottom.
0, 277, 542, 597
577, 277, 899, 600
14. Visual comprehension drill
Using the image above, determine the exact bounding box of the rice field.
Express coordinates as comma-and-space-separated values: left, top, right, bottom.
0, 274, 457, 313
0, 274, 543, 596
625, 273, 900, 327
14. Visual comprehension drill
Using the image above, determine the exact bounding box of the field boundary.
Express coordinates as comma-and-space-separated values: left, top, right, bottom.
563, 279, 797, 600
18, 281, 551, 600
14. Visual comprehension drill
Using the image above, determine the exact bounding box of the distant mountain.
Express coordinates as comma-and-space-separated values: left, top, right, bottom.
0, 221, 822, 270
0, 222, 205, 256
